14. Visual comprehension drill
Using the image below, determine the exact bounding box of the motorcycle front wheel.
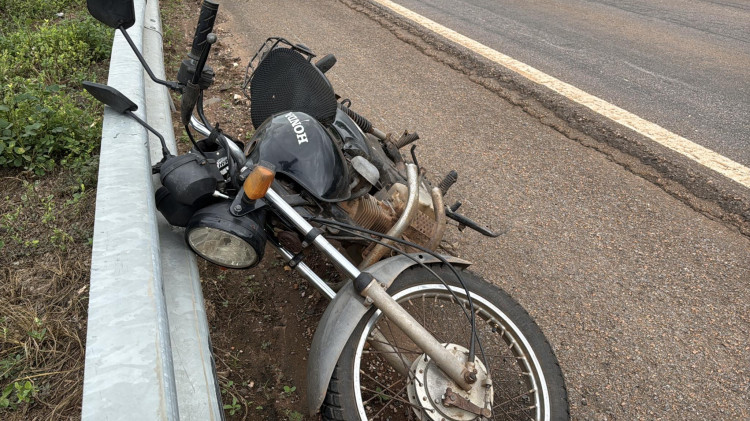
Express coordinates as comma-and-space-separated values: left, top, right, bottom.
321, 264, 569, 421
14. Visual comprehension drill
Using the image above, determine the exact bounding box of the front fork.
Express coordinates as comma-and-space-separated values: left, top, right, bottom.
264, 179, 476, 392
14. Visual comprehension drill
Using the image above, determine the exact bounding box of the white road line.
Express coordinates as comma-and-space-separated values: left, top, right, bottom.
370, 0, 750, 189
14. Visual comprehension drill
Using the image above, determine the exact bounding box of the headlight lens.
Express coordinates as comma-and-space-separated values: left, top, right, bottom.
185, 202, 266, 269
187, 227, 258, 268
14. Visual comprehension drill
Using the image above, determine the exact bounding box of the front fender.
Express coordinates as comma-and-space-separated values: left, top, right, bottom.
306, 253, 471, 415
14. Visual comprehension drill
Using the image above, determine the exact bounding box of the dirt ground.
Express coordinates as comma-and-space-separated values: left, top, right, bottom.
0, 165, 98, 420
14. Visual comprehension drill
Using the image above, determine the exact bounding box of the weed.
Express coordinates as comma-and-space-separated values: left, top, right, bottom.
23, 239, 40, 248
375, 386, 391, 403
0, 0, 108, 418
221, 379, 235, 395
50, 227, 74, 250
1, 207, 21, 230
223, 396, 241, 416
0, 354, 22, 380
0, 0, 83, 28
65, 183, 86, 206
257, 379, 272, 400
219, 378, 248, 418
14, 381, 35, 404
40, 194, 56, 224
0, 384, 12, 409
0, 381, 37, 410
179, 132, 191, 145
28, 317, 46, 341
282, 385, 296, 396
261, 340, 271, 350
0, 79, 105, 174
285, 409, 304, 421
0, 17, 111, 83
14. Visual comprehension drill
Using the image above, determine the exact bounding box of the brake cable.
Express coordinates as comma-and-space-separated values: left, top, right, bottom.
307, 217, 486, 367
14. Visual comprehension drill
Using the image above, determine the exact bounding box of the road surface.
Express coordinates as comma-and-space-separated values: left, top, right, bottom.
380, 0, 750, 167
214, 0, 750, 419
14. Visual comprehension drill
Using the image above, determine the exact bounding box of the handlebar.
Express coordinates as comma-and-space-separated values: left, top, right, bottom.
189, 0, 219, 60
180, 1, 219, 125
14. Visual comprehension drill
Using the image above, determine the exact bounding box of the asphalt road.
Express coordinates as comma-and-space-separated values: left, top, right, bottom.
379, 0, 750, 167
217, 0, 750, 419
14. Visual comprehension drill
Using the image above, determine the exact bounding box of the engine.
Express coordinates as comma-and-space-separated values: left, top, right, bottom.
338, 182, 441, 254
332, 116, 445, 257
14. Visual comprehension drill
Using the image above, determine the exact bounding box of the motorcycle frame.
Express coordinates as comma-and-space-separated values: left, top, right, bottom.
264, 183, 477, 399
189, 116, 480, 411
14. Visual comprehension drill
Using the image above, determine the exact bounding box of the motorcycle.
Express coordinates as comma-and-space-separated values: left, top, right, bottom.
82, 0, 569, 419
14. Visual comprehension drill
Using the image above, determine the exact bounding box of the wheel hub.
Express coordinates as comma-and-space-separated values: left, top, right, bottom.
407, 344, 493, 421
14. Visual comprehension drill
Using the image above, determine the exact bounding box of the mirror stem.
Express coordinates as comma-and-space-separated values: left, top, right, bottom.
125, 110, 171, 159
118, 26, 182, 93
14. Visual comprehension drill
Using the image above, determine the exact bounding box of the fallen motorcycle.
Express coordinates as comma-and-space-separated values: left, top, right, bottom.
83, 0, 569, 419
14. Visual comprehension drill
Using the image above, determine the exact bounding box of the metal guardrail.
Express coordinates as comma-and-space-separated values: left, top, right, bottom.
81, 0, 222, 419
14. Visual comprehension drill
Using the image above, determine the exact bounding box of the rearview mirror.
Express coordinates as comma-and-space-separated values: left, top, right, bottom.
86, 0, 136, 29
83, 82, 138, 114
83, 81, 174, 159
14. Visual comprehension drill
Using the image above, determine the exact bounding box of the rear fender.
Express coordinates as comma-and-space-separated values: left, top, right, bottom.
306, 253, 471, 415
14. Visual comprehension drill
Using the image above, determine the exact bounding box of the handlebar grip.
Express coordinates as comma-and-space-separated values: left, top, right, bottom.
189, 0, 219, 60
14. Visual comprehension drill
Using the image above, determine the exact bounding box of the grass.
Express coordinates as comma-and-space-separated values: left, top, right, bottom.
0, 0, 110, 418
0, 1, 111, 176
0, 169, 97, 419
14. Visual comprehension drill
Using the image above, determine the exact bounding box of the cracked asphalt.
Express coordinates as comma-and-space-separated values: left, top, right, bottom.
209, 0, 750, 418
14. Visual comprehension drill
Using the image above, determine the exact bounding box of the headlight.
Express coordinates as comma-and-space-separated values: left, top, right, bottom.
185, 202, 266, 269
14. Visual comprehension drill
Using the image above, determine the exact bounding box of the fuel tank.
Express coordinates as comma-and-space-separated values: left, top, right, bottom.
248, 111, 351, 202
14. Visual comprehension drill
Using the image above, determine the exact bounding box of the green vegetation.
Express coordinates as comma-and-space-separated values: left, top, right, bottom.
223, 396, 241, 416
0, 0, 111, 418
284, 409, 304, 421
0, 381, 37, 410
0, 0, 82, 27
220, 378, 249, 418
0, 0, 111, 175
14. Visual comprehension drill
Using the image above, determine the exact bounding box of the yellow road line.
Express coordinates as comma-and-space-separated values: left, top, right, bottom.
370, 0, 750, 189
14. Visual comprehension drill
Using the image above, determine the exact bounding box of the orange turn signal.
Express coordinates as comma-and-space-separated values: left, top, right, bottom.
243, 164, 275, 200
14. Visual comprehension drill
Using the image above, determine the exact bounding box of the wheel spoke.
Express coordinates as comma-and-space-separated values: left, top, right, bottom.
365, 337, 422, 355
366, 382, 415, 420
361, 385, 425, 410
343, 276, 559, 421
492, 402, 537, 415
492, 388, 537, 414
360, 372, 406, 406
380, 318, 423, 387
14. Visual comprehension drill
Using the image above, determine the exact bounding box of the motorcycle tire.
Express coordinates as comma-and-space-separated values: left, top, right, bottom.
321, 264, 569, 421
